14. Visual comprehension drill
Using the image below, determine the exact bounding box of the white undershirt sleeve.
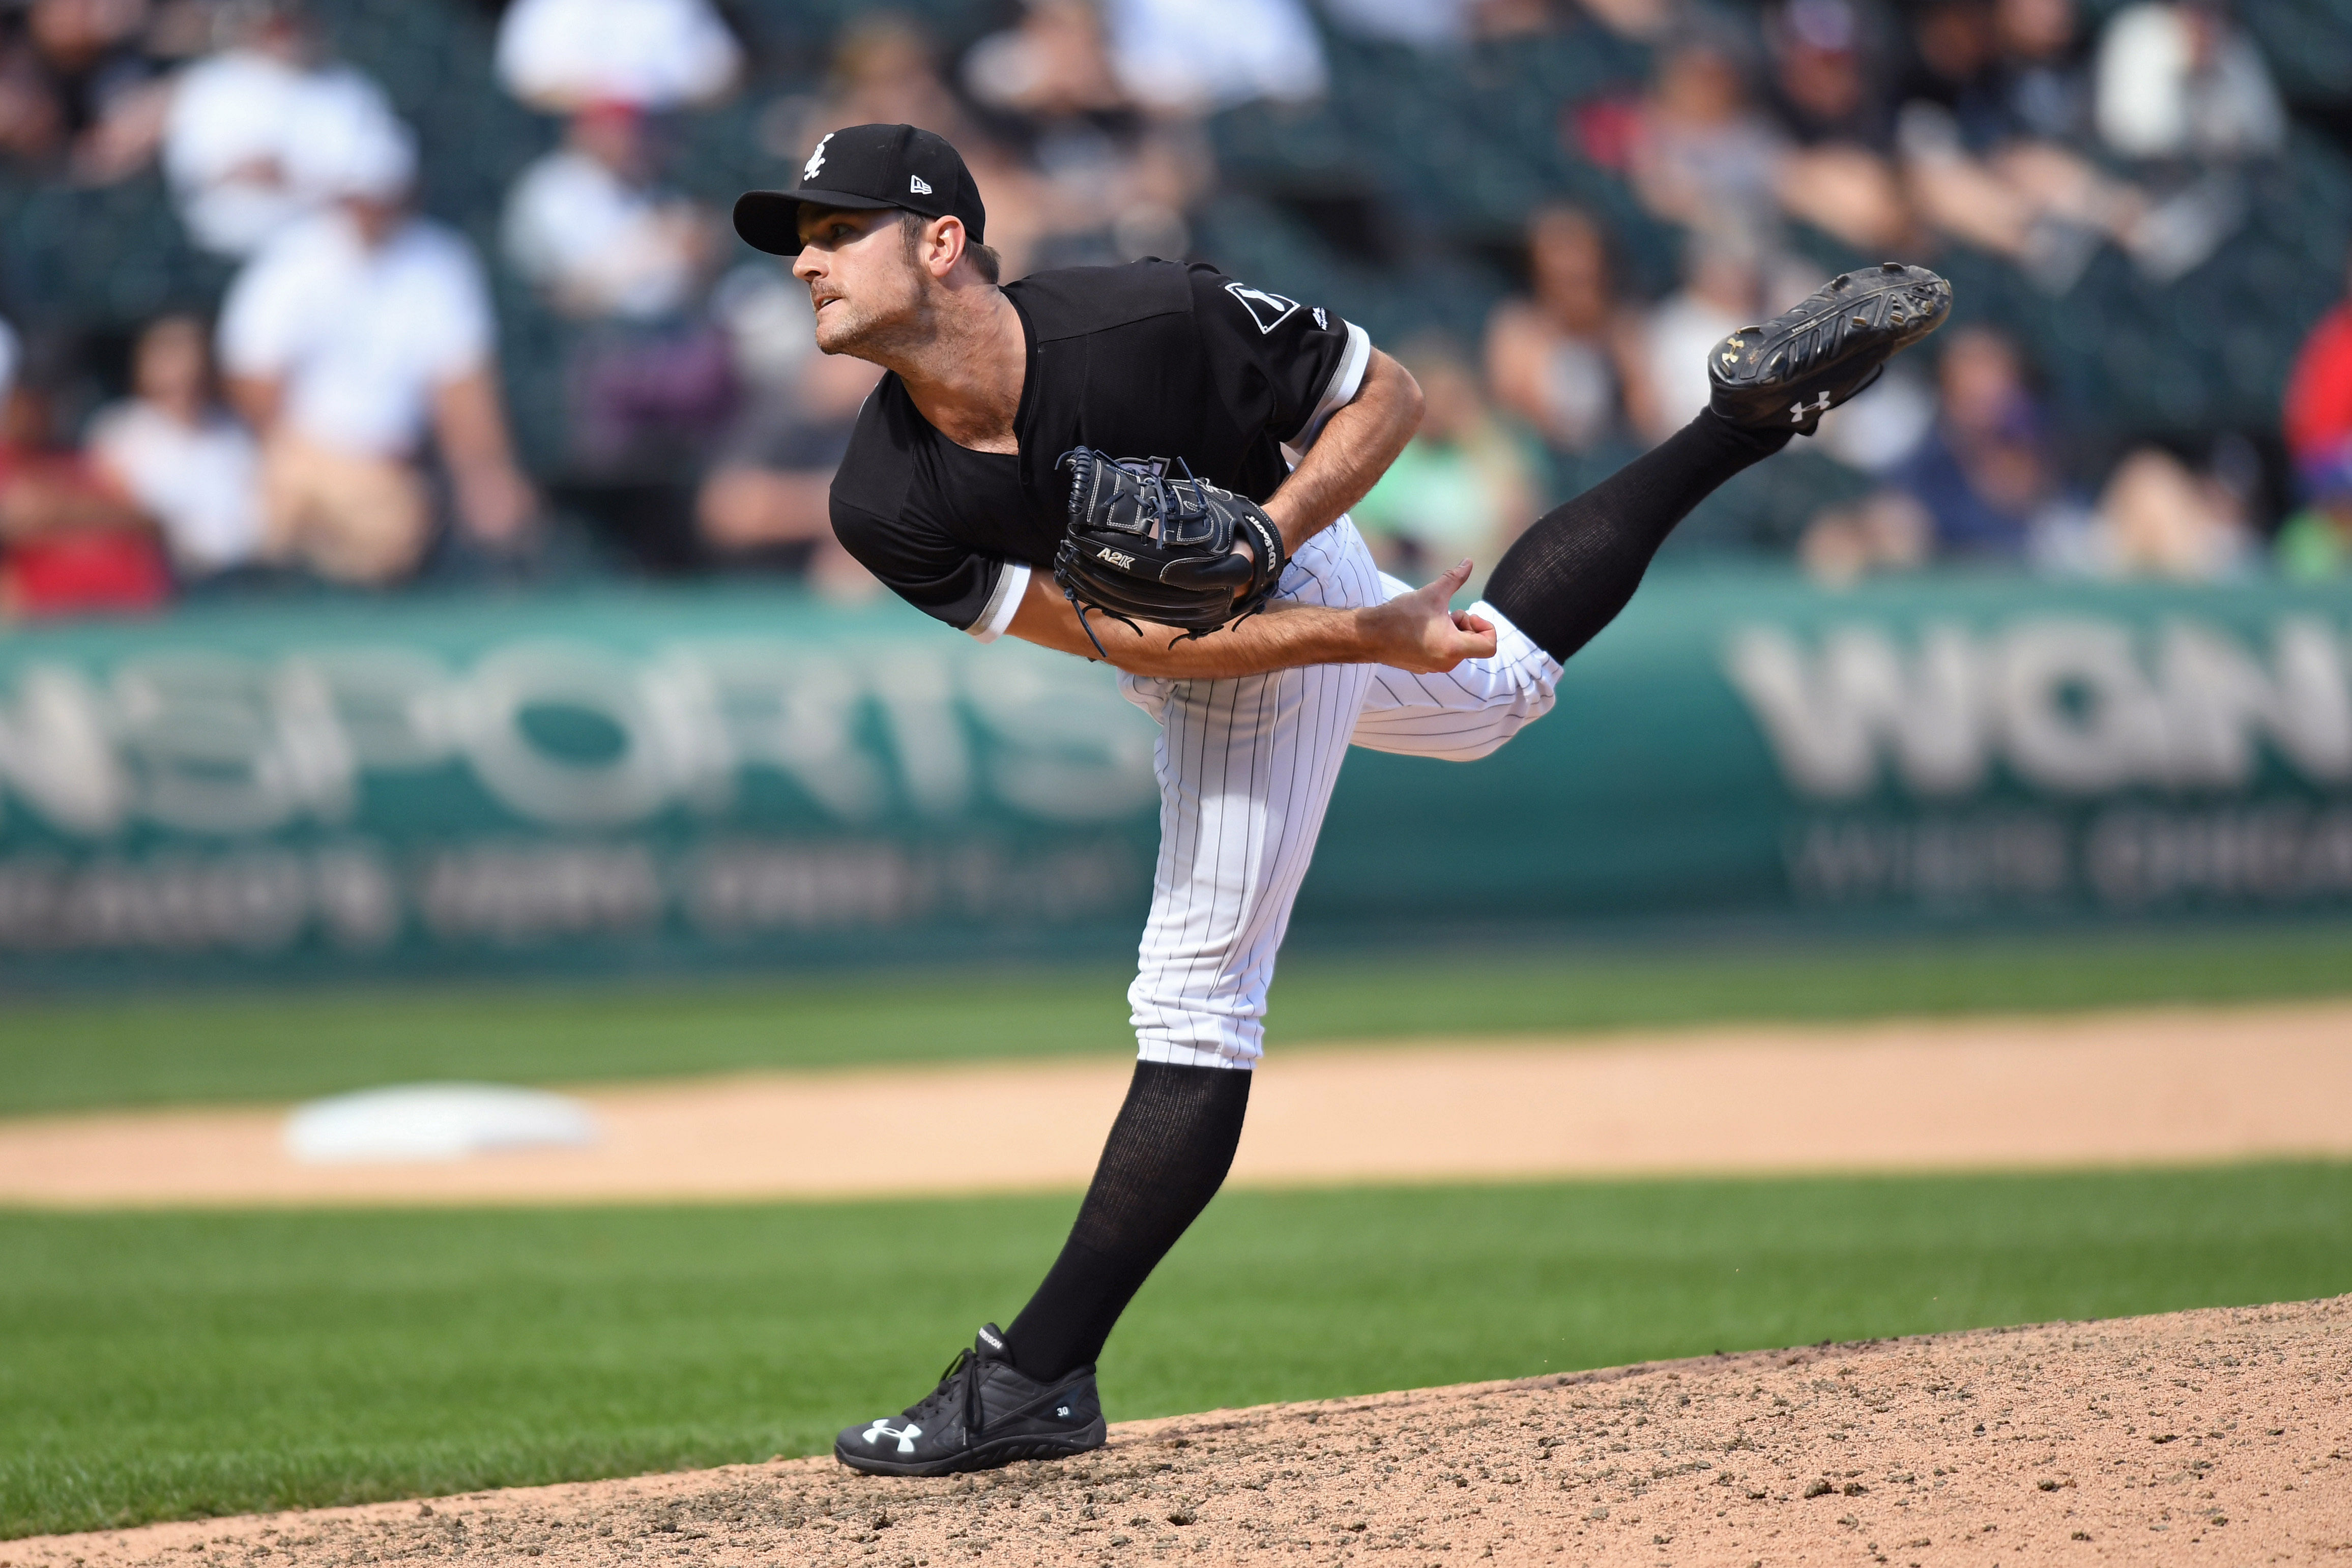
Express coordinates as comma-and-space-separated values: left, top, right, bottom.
967, 560, 1031, 642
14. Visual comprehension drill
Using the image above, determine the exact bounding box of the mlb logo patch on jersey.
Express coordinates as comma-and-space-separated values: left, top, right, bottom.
1225, 282, 1299, 335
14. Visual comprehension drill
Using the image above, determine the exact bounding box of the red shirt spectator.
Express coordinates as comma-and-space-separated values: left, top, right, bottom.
2284, 295, 2352, 467
0, 385, 171, 618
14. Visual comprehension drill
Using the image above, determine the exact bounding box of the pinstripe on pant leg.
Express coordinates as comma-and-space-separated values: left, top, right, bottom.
1348, 572, 1563, 762
1119, 519, 1384, 1069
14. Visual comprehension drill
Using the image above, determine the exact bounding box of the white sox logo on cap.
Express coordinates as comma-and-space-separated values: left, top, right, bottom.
803, 133, 833, 182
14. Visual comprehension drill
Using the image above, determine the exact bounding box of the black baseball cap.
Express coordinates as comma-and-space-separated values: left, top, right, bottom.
733, 123, 986, 256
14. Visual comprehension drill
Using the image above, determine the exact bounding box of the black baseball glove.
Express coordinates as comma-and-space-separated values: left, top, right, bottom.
1053, 448, 1288, 657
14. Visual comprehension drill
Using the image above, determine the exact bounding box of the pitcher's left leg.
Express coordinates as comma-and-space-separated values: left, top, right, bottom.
998, 524, 1384, 1389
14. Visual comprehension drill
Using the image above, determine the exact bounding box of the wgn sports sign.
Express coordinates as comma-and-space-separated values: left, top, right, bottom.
1727, 614, 2352, 910
0, 588, 1164, 981
1300, 575, 2352, 931
0, 577, 2345, 983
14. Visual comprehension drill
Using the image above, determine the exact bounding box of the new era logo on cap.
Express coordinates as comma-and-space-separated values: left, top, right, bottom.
732, 123, 985, 256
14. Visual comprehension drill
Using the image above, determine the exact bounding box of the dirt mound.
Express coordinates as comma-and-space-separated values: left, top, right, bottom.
13, 1296, 2348, 1566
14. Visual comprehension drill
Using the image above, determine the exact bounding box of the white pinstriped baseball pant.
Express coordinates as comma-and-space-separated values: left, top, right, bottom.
1116, 517, 1562, 1069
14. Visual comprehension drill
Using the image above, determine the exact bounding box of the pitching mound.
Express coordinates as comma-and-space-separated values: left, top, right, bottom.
13, 1297, 2348, 1566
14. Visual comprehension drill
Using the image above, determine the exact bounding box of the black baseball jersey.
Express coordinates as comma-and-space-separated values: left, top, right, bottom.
828, 260, 1369, 635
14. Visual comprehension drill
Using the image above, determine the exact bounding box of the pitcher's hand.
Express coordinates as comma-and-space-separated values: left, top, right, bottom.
1357, 560, 1497, 673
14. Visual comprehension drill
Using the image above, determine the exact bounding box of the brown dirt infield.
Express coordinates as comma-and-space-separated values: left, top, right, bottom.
10, 1295, 2348, 1567
3, 1000, 2350, 1207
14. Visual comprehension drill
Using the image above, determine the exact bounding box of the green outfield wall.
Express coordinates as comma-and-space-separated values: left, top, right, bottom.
1, 573, 2347, 984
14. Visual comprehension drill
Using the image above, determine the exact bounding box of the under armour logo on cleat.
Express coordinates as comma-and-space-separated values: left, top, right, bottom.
863, 1419, 922, 1455
909, 175, 932, 195
1788, 390, 1835, 422
1056, 1406, 1071, 1418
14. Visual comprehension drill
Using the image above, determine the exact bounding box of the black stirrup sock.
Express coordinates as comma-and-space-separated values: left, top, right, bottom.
1003, 1060, 1252, 1382
1484, 408, 1791, 663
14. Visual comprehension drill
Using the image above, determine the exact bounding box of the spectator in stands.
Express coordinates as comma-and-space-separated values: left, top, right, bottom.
1985, 0, 2094, 142
2096, 0, 2283, 162
504, 98, 729, 476
1874, 326, 2088, 561
789, 14, 974, 149
1483, 204, 1641, 460
1896, 0, 2003, 144
1759, 0, 1915, 252
2278, 252, 2352, 579
2052, 442, 2254, 578
1797, 489, 1932, 587
695, 292, 879, 594
961, 0, 1207, 270
503, 101, 712, 322
217, 99, 536, 585
162, 2, 401, 257
0, 337, 172, 618
495, 0, 738, 112
1098, 0, 1327, 113
1627, 234, 1765, 446
87, 313, 263, 578
1894, 0, 2226, 291
0, 0, 174, 179
787, 16, 1050, 279
2278, 452, 2352, 581
2087, 0, 2284, 282
1350, 338, 1540, 593
1319, 0, 1572, 47
1318, 0, 1472, 48
1767, 0, 1892, 143
1627, 32, 1786, 258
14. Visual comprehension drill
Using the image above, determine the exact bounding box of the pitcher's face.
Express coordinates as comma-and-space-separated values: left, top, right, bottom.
792, 207, 921, 358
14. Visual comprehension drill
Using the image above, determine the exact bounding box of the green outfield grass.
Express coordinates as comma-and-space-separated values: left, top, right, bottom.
4, 924, 2350, 1117
5, 1163, 2350, 1540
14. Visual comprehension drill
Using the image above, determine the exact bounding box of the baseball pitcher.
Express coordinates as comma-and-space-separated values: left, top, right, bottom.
732, 123, 1950, 1477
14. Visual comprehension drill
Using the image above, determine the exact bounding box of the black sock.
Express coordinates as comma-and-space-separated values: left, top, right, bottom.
1485, 409, 1790, 663
1002, 1061, 1251, 1382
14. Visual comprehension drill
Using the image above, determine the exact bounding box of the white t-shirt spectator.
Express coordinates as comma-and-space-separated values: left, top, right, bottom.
1641, 289, 1749, 443
163, 51, 403, 256
1102, 0, 1327, 111
88, 403, 264, 574
2095, 2, 2285, 161
218, 209, 495, 457
503, 148, 699, 320
1320, 0, 1467, 49
495, 0, 740, 109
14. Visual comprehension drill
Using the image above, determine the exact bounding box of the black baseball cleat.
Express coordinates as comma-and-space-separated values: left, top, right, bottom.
1709, 262, 1952, 435
834, 1324, 1107, 1477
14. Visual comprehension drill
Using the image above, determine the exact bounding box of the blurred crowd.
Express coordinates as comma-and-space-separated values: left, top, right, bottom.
0, 0, 2345, 619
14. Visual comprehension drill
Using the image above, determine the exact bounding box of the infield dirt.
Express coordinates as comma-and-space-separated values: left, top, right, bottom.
11, 1295, 2347, 1566
3, 1000, 2350, 1205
